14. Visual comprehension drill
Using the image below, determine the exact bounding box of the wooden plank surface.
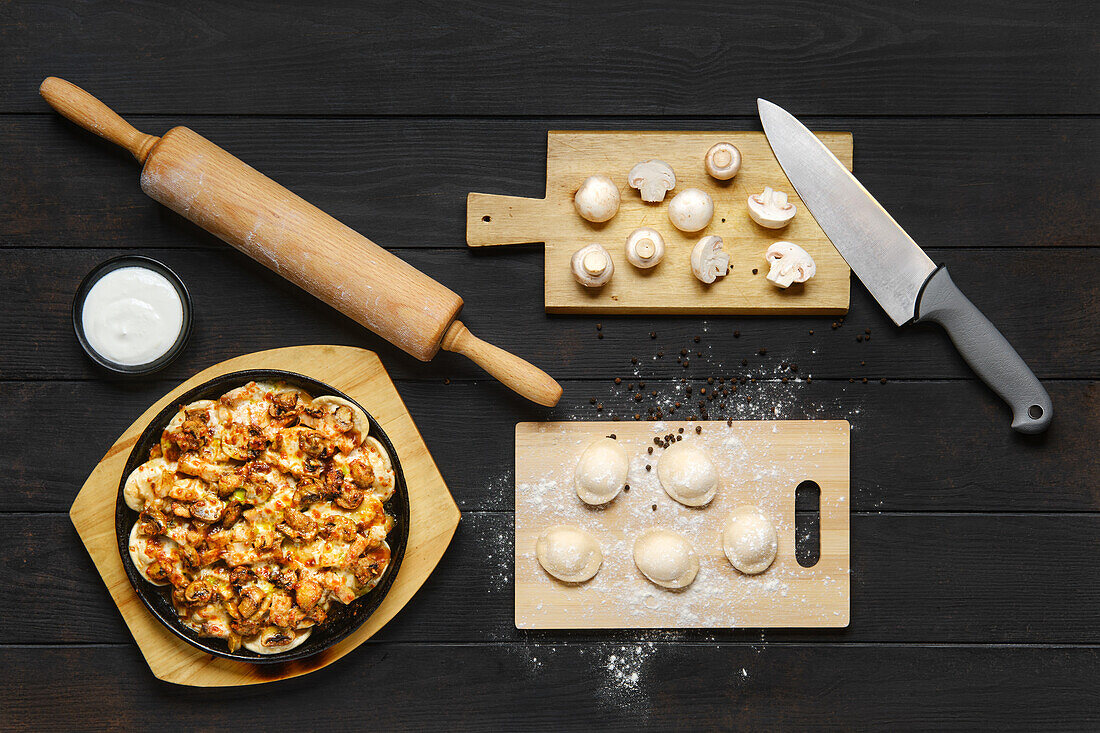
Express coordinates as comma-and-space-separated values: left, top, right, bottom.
1, 1, 1094, 116
514, 420, 849, 629
3, 645, 1097, 731
2, 0, 1098, 727
468, 131, 852, 314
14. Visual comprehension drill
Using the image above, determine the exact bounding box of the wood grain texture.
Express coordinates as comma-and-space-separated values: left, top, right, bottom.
69, 346, 461, 686
1, 247, 1092, 382
7, 117, 1096, 252
468, 131, 852, 314
3, 1, 1094, 116
4, 645, 1098, 731
514, 421, 849, 629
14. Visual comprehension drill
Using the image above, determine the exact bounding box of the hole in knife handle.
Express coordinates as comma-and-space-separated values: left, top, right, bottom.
482, 215, 491, 222
795, 480, 821, 568
1028, 404, 1044, 420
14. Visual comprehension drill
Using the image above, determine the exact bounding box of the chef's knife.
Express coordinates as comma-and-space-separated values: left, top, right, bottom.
758, 99, 1052, 433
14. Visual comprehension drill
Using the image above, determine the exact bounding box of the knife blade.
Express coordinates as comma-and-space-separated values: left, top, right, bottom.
758, 98, 1052, 433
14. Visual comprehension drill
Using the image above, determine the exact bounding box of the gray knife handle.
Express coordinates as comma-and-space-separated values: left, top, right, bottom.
915, 266, 1052, 433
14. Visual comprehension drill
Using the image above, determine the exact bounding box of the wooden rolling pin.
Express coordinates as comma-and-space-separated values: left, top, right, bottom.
40, 77, 561, 406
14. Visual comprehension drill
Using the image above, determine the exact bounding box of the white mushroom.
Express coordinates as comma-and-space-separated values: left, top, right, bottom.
747, 186, 797, 229
667, 188, 714, 232
765, 241, 816, 288
624, 228, 665, 269
704, 142, 742, 180
690, 235, 730, 284
573, 175, 620, 222
570, 244, 614, 287
627, 159, 676, 202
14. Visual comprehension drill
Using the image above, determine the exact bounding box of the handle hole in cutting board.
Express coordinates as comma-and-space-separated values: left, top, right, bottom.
795, 480, 821, 568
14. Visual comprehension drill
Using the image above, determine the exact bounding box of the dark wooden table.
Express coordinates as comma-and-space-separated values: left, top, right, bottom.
2, 2, 1097, 729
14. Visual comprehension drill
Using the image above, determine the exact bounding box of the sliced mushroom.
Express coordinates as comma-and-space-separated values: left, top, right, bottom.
183, 579, 214, 605
704, 142, 742, 180
299, 430, 332, 458
668, 188, 714, 232
349, 459, 375, 489
627, 159, 676, 202
624, 228, 665, 269
336, 484, 365, 511
690, 235, 731, 284
570, 243, 614, 287
765, 241, 817, 288
747, 186, 797, 229
573, 175, 620, 222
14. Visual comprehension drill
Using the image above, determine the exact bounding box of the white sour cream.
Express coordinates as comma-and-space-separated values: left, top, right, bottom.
81, 267, 184, 365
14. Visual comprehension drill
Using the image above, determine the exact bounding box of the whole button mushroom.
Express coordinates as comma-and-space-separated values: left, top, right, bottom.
574, 175, 620, 223
704, 142, 742, 180
747, 186, 797, 229
667, 188, 714, 232
624, 228, 666, 269
690, 235, 730, 284
627, 159, 676, 202
571, 243, 614, 287
764, 241, 816, 288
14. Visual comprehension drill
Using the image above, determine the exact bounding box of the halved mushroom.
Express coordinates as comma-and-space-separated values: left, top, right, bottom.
704, 142, 741, 180
690, 235, 731, 284
765, 241, 817, 288
747, 186, 797, 229
624, 228, 665, 269
627, 159, 676, 202
573, 175, 620, 222
570, 243, 614, 287
668, 188, 714, 232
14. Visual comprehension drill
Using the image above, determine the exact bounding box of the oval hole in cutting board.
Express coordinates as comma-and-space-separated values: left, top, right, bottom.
795, 480, 821, 568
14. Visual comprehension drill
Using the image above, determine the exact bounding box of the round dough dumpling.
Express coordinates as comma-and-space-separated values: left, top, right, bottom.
536, 525, 603, 583
574, 437, 629, 505
657, 440, 718, 506
633, 528, 699, 589
721, 504, 779, 574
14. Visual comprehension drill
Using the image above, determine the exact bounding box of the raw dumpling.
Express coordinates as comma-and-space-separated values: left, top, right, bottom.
657, 440, 718, 506
536, 525, 603, 583
721, 504, 778, 574
574, 437, 629, 505
633, 528, 699, 589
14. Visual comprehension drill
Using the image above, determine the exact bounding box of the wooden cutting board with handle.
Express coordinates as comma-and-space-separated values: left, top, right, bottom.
514, 420, 849, 629
468, 130, 853, 314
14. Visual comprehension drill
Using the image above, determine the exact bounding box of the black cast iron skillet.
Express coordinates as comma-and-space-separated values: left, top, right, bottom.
115, 369, 410, 664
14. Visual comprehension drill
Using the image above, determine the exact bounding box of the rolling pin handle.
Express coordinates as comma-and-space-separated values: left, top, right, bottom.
39, 77, 160, 164
442, 320, 563, 407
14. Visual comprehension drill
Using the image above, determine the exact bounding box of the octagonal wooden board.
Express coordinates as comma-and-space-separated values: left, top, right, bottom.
467, 130, 853, 315
69, 346, 461, 687
514, 420, 849, 629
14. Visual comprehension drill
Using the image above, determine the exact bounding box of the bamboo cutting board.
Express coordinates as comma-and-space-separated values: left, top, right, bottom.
515, 420, 849, 629
468, 131, 853, 314
70, 346, 460, 686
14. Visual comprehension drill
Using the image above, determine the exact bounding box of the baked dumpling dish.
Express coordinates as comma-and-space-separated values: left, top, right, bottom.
125, 381, 396, 655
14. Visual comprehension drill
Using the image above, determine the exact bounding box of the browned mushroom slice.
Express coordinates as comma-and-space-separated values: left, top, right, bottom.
294, 476, 324, 506
348, 459, 375, 489
319, 515, 357, 543
332, 405, 355, 433
145, 560, 170, 583
335, 485, 364, 511
237, 586, 265, 618
183, 579, 214, 605
268, 391, 300, 419
299, 430, 333, 458
137, 507, 168, 536
259, 627, 295, 649
282, 509, 317, 540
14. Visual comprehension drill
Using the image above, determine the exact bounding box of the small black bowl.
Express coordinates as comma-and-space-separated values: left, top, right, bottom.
73, 255, 193, 375
115, 369, 410, 664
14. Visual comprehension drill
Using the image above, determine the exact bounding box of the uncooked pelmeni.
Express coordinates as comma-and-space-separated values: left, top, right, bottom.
633, 528, 699, 589
536, 525, 603, 583
656, 440, 718, 506
574, 437, 629, 505
721, 504, 778, 574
